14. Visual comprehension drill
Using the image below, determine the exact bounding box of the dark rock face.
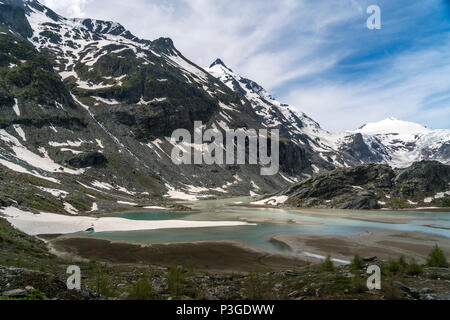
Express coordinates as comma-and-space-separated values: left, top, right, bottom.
340, 133, 384, 163
0, 2, 33, 38
279, 141, 309, 175
65, 152, 108, 169
338, 195, 380, 210
151, 37, 176, 54
438, 143, 450, 159
0, 0, 306, 210
394, 161, 450, 197
281, 161, 450, 209
282, 163, 394, 209
99, 100, 218, 141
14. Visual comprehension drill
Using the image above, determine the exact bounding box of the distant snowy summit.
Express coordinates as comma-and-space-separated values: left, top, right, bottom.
346, 117, 450, 167
353, 117, 431, 136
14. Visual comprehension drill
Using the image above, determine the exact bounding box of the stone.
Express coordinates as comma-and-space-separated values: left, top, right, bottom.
364, 256, 378, 262
66, 152, 108, 168
119, 292, 130, 300
436, 292, 450, 300
315, 288, 322, 298
421, 288, 433, 294
2, 288, 28, 297
287, 290, 299, 297
395, 282, 420, 299
343, 272, 355, 278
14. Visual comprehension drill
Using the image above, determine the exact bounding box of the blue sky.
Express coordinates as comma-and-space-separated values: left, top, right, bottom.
42, 0, 450, 131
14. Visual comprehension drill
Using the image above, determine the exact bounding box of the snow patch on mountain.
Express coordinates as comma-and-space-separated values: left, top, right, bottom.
0, 129, 84, 175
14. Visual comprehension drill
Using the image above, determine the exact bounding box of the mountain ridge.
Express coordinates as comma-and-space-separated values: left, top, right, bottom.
0, 0, 448, 216
0, 0, 318, 215
206, 58, 450, 169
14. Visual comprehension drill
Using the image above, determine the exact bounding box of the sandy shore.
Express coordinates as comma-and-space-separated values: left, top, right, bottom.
272, 229, 450, 264
0, 206, 254, 235
287, 208, 450, 224
46, 228, 450, 273
50, 238, 306, 273
237, 217, 320, 225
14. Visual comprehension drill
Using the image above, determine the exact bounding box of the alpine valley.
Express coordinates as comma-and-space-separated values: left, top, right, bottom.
0, 0, 449, 214
0, 0, 450, 302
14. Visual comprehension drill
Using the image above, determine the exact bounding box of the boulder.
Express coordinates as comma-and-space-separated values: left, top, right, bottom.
2, 288, 28, 298
66, 152, 108, 168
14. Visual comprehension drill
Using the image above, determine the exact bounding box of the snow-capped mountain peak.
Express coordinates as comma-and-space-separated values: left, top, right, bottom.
345, 117, 449, 168
206, 58, 320, 129
354, 117, 431, 138
209, 58, 231, 70
206, 59, 357, 168
206, 59, 450, 170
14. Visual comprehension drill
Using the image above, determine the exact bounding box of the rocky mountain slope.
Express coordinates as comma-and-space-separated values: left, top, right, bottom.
206, 60, 450, 170
0, 0, 317, 214
0, 0, 449, 216
266, 161, 450, 210
206, 59, 360, 171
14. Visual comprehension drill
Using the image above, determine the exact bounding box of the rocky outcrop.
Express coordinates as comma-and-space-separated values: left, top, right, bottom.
65, 152, 108, 169
0, 1, 33, 38
339, 133, 385, 163
394, 161, 450, 197
280, 161, 450, 209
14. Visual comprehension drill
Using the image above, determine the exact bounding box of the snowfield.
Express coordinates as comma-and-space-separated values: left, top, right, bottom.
0, 206, 255, 235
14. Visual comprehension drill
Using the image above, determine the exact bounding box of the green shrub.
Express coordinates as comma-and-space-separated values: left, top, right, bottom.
385, 256, 407, 275
242, 272, 275, 300
351, 274, 367, 294
320, 255, 334, 272
350, 254, 364, 271
167, 266, 186, 297
382, 277, 403, 300
426, 245, 449, 268
95, 265, 115, 297
398, 256, 408, 269
128, 277, 155, 300
406, 258, 423, 276
26, 289, 45, 300
431, 197, 450, 207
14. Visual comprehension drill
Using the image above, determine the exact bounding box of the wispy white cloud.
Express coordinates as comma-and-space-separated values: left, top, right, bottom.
283, 37, 450, 131
39, 0, 450, 131
41, 0, 90, 17
63, 0, 361, 89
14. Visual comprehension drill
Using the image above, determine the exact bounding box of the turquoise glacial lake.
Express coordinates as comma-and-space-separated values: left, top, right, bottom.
80, 197, 450, 255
